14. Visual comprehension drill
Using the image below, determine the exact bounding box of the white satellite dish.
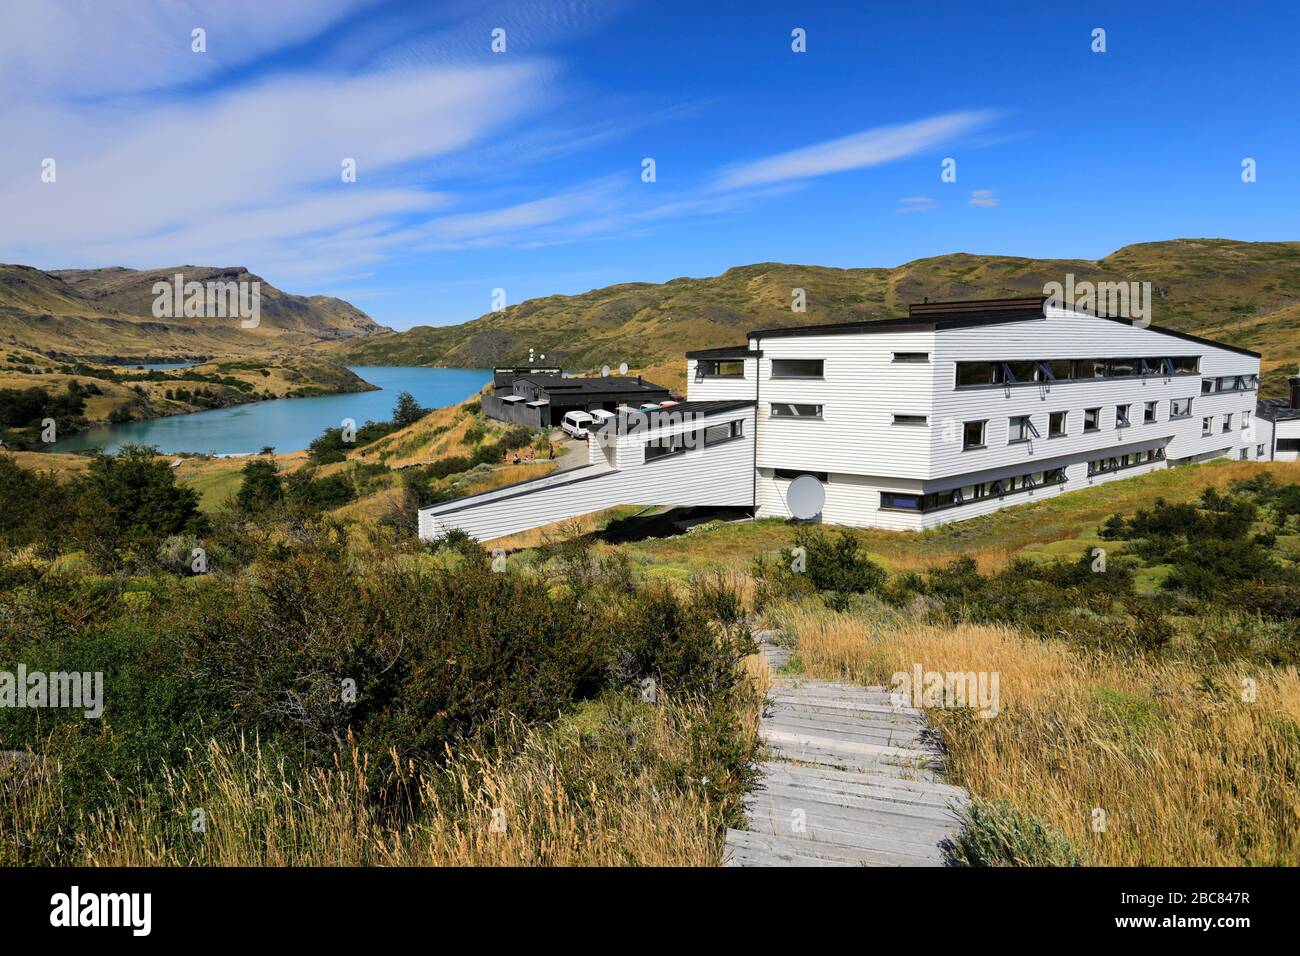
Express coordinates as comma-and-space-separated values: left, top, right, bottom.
601, 364, 611, 377
618, 362, 629, 375
787, 474, 825, 520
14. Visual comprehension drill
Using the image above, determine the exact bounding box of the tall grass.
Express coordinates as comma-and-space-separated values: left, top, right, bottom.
4, 697, 741, 867
772, 599, 1300, 865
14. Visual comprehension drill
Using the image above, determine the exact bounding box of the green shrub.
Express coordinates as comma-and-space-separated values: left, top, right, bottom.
946, 797, 1082, 866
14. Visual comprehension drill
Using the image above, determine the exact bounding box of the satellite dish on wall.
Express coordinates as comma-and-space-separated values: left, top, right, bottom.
787, 474, 826, 520
601, 364, 611, 377
618, 362, 629, 375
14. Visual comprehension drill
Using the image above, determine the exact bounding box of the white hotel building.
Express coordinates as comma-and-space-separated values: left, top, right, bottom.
419, 297, 1273, 542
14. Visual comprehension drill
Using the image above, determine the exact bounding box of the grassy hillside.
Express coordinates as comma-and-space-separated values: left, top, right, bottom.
327, 239, 1300, 395
0, 263, 389, 362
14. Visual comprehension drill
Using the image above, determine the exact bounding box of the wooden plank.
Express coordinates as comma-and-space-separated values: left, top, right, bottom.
756, 764, 968, 807
728, 632, 969, 868
751, 779, 966, 824
761, 727, 941, 764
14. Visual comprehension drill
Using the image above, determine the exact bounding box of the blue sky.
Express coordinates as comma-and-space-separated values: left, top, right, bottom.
2, 0, 1297, 330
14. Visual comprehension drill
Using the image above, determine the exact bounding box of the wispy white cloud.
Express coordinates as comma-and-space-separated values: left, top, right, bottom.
968, 189, 999, 207
0, 61, 550, 276
896, 196, 937, 213
0, 0, 380, 99
713, 110, 998, 191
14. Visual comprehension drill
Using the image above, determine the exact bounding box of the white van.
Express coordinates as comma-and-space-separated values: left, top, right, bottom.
561, 410, 595, 439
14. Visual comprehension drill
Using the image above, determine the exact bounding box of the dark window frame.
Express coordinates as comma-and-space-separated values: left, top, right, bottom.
1048, 410, 1068, 437
892, 414, 928, 426
770, 358, 825, 380
770, 402, 824, 420
774, 468, 829, 481
697, 358, 745, 379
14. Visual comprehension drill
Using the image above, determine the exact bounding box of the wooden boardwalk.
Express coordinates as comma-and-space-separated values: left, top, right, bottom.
724, 632, 969, 867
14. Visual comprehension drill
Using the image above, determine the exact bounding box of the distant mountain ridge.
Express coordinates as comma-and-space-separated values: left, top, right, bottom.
324, 238, 1300, 396
0, 263, 389, 362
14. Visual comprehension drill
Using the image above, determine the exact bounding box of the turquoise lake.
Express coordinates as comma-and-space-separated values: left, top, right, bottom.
52, 366, 491, 456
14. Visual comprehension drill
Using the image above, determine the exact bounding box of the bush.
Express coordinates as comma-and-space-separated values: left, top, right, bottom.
236, 459, 284, 513
946, 797, 1082, 866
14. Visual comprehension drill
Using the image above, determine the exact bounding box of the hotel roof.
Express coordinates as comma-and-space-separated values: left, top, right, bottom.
740, 295, 1261, 358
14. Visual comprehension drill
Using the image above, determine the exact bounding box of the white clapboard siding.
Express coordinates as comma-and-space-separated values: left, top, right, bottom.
686, 356, 760, 403
751, 330, 940, 480
420, 408, 755, 542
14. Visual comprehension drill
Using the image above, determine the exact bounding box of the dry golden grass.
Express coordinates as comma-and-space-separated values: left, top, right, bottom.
776, 601, 1300, 866
356, 399, 474, 467
8, 706, 729, 867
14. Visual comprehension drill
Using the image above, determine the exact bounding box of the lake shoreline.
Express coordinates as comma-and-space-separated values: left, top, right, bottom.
47, 366, 492, 457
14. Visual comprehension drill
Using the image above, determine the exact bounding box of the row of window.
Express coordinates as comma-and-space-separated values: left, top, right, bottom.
643, 419, 744, 461
1087, 448, 1167, 476
880, 467, 1068, 513
1203, 374, 1259, 394
1201, 411, 1254, 436
956, 356, 1200, 388
699, 355, 936, 379
701, 358, 1259, 398
961, 400, 1250, 449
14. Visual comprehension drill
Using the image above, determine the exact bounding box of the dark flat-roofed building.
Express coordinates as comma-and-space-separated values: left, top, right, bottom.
484, 369, 673, 427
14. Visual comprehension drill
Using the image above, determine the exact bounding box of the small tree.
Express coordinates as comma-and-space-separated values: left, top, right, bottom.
236, 458, 285, 514
392, 391, 426, 428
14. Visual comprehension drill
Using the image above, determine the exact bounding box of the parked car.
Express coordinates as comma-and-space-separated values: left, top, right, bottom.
561, 410, 595, 439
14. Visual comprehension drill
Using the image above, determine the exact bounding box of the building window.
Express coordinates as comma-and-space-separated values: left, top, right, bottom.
1116, 404, 1132, 427
1240, 448, 1249, 460
1170, 397, 1193, 419
1084, 407, 1101, 432
770, 402, 823, 419
1257, 444, 1266, 457
1040, 359, 1074, 382
644, 433, 688, 462
1241, 410, 1251, 431
1002, 361, 1039, 384
956, 362, 997, 387
879, 492, 922, 511
774, 468, 828, 481
963, 420, 987, 450
1202, 379, 1217, 395
1049, 411, 1067, 437
771, 358, 824, 379
1009, 415, 1039, 443
1222, 414, 1233, 433
703, 419, 744, 446
1144, 401, 1158, 424
1202, 416, 1213, 436
892, 352, 930, 363
698, 359, 744, 378
892, 414, 928, 426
